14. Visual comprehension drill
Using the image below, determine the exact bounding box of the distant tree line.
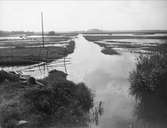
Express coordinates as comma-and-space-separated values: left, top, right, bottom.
48, 31, 56, 35
0, 30, 78, 37
0, 31, 34, 37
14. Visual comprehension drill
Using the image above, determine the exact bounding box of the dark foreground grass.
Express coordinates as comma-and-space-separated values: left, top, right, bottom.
0, 69, 94, 128
129, 42, 167, 124
0, 40, 75, 66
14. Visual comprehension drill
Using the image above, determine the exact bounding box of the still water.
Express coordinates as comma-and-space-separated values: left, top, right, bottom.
2, 35, 138, 128
66, 35, 137, 128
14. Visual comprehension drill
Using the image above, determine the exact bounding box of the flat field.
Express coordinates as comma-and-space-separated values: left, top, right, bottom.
0, 35, 75, 66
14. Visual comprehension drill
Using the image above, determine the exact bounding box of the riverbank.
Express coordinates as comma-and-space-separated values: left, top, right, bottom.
0, 69, 94, 128
84, 34, 167, 54
0, 40, 75, 66
129, 42, 167, 127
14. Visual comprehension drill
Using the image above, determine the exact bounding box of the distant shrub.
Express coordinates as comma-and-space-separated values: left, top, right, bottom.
48, 31, 56, 35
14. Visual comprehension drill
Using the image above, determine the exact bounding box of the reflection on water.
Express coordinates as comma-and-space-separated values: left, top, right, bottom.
60, 35, 137, 128
132, 97, 167, 128
90, 101, 104, 126
1, 35, 138, 128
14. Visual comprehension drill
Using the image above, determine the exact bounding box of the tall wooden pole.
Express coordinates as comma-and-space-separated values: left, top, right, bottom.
64, 47, 68, 74
41, 12, 45, 48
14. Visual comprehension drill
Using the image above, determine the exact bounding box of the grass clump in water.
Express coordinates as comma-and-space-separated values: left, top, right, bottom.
101, 47, 120, 55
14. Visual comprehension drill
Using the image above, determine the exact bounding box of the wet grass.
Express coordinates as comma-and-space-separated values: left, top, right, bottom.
0, 40, 75, 66
84, 35, 164, 54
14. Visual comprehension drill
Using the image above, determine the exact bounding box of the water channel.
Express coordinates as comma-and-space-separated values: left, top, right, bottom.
2, 34, 139, 128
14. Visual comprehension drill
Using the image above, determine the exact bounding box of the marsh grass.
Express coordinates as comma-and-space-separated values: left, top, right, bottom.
129, 42, 167, 123
101, 47, 120, 55
84, 35, 165, 54
0, 69, 94, 128
84, 35, 167, 42
0, 40, 75, 66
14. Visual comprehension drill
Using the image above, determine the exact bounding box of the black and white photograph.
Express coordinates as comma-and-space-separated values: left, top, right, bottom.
0, 0, 167, 128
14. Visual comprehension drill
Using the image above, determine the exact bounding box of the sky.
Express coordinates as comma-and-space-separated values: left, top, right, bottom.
0, 0, 167, 32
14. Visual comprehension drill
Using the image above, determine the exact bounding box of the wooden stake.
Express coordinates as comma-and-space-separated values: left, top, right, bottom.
41, 12, 45, 48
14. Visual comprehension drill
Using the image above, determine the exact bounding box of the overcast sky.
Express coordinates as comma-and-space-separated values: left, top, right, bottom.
0, 0, 167, 32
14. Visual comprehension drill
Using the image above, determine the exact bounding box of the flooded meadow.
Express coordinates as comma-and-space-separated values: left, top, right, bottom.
0, 33, 167, 128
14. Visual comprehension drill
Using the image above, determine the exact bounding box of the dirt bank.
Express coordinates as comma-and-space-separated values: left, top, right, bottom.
0, 69, 94, 128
